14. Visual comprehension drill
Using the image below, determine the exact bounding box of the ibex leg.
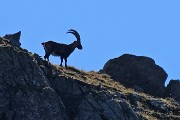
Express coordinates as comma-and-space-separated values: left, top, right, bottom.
60, 57, 63, 66
65, 58, 67, 68
44, 52, 50, 61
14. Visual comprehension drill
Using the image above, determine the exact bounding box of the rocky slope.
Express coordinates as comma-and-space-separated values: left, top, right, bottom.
0, 34, 180, 120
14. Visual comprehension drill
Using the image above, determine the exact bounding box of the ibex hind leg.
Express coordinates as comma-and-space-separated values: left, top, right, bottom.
60, 57, 63, 67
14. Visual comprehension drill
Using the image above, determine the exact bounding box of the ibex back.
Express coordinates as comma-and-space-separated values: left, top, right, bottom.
41, 29, 83, 68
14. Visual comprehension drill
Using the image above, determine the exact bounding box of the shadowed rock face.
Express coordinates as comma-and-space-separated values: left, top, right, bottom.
165, 80, 180, 102
101, 54, 168, 97
3, 31, 21, 47
0, 38, 68, 120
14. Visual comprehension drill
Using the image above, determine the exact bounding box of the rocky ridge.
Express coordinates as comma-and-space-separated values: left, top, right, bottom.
0, 34, 179, 120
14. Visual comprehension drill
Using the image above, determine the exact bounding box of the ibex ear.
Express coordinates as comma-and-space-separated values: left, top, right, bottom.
41, 42, 45, 45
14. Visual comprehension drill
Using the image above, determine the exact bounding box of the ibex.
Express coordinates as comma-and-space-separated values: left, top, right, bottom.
41, 29, 83, 68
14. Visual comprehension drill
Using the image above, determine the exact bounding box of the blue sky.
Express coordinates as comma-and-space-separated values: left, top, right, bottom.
0, 0, 179, 85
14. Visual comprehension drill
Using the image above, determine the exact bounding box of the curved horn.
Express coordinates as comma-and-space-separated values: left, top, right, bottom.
67, 29, 80, 42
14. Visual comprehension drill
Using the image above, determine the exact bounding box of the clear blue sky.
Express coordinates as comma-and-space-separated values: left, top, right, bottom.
0, 0, 179, 85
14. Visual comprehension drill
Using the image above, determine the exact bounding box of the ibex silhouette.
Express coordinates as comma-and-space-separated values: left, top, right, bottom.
42, 29, 83, 68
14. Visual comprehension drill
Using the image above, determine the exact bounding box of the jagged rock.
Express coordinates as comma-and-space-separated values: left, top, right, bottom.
49, 71, 140, 120
3, 31, 21, 47
0, 39, 68, 120
75, 92, 139, 120
0, 37, 10, 45
165, 80, 180, 102
149, 99, 167, 111
128, 93, 141, 106
101, 54, 168, 97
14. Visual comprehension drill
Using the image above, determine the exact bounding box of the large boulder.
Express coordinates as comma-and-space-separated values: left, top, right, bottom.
165, 80, 180, 102
101, 54, 168, 97
3, 31, 21, 47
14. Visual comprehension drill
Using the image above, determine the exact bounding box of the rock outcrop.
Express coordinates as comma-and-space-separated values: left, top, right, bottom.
3, 31, 21, 47
0, 37, 179, 120
165, 80, 180, 102
101, 54, 168, 97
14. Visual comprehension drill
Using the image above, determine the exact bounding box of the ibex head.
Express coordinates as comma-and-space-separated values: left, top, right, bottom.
67, 29, 83, 50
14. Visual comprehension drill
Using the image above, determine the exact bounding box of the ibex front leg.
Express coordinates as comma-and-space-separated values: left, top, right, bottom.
65, 58, 68, 68
44, 52, 50, 61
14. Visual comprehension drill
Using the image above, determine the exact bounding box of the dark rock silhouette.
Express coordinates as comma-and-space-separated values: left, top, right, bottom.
3, 31, 21, 47
0, 37, 179, 120
165, 80, 180, 101
101, 54, 168, 97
